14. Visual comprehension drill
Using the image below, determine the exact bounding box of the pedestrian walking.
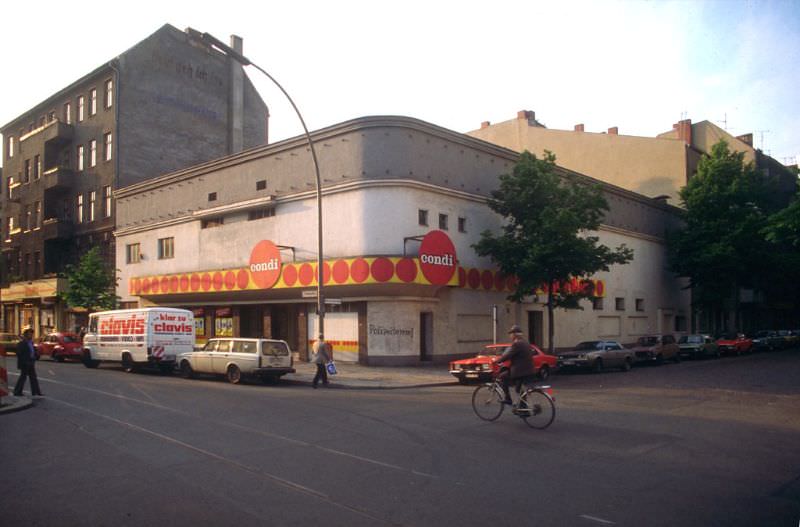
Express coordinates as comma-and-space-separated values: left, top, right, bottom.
312, 338, 333, 388
13, 326, 43, 397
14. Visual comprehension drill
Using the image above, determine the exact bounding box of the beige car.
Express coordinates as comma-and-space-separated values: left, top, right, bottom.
632, 335, 680, 364
178, 338, 295, 384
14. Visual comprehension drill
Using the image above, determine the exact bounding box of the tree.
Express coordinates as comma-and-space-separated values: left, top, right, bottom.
60, 247, 118, 311
667, 140, 780, 332
474, 151, 633, 353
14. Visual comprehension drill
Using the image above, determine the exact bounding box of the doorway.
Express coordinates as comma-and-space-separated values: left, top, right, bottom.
527, 311, 543, 348
420, 312, 433, 361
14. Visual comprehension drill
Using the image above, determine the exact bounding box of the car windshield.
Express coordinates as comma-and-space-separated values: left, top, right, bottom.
483, 346, 505, 355
574, 341, 602, 351
637, 337, 658, 346
679, 335, 703, 344
62, 335, 77, 343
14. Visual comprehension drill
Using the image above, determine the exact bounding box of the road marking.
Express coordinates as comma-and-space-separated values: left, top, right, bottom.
580, 514, 616, 525
52, 397, 398, 525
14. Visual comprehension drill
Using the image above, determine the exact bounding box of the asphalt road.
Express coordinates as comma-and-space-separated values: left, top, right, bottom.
2, 351, 799, 527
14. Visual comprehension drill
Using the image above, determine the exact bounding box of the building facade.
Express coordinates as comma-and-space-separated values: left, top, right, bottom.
1, 24, 269, 336
115, 116, 690, 365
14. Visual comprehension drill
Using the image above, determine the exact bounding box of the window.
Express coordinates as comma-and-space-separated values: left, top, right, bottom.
23, 159, 31, 183
33, 155, 40, 180
77, 95, 85, 122
208, 192, 217, 202
126, 243, 141, 264
48, 111, 56, 122
77, 194, 84, 224
103, 186, 112, 218
104, 79, 113, 108
438, 213, 448, 230
104, 133, 113, 161
201, 218, 224, 229
34, 252, 41, 277
6, 136, 13, 158
158, 237, 174, 259
33, 201, 41, 229
592, 297, 604, 310
458, 217, 466, 233
256, 180, 266, 191
24, 205, 31, 231
615, 297, 625, 311
63, 102, 72, 124
89, 88, 97, 116
635, 298, 645, 312
248, 208, 275, 221
77, 145, 85, 171
89, 191, 96, 222
89, 139, 97, 167
418, 209, 428, 226
675, 316, 687, 332
25, 254, 31, 280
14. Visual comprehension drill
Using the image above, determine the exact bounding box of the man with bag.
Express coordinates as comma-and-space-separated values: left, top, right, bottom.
13, 326, 43, 397
312, 338, 333, 388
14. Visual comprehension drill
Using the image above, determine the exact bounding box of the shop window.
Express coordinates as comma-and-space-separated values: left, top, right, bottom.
592, 297, 604, 310
615, 297, 625, 311
438, 213, 448, 230
635, 298, 645, 311
158, 237, 174, 259
418, 209, 428, 226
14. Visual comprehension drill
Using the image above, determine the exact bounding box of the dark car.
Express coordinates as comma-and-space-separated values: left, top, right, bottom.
35, 332, 84, 362
557, 340, 634, 372
678, 334, 720, 359
750, 330, 784, 352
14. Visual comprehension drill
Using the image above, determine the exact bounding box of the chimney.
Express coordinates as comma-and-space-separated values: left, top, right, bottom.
574, 124, 584, 132
517, 110, 535, 120
481, 121, 491, 129
229, 34, 245, 154
736, 133, 753, 146
607, 126, 618, 135
675, 119, 692, 146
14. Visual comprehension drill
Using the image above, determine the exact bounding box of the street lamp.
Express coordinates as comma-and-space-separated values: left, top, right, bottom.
189, 29, 326, 344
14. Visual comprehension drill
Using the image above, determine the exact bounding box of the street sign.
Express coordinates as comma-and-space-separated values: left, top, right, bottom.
325, 298, 342, 305
301, 290, 317, 298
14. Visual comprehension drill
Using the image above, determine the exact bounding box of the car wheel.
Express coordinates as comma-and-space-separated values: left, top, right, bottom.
226, 364, 242, 384
54, 351, 65, 362
457, 377, 468, 385
121, 353, 136, 373
180, 360, 194, 379
621, 357, 632, 372
674, 353, 681, 363
656, 354, 664, 364
593, 359, 603, 373
538, 365, 551, 381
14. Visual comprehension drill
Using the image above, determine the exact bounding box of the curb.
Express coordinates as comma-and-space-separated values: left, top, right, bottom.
282, 379, 458, 390
0, 395, 34, 415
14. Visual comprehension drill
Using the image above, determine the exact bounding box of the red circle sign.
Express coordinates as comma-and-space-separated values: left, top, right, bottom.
249, 240, 282, 289
419, 230, 457, 285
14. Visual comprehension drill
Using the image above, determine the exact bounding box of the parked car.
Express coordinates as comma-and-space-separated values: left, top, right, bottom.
0, 332, 18, 355
557, 340, 633, 372
36, 332, 84, 362
716, 333, 753, 355
777, 330, 798, 349
632, 335, 680, 363
749, 330, 784, 352
178, 337, 296, 384
449, 343, 557, 384
678, 334, 720, 359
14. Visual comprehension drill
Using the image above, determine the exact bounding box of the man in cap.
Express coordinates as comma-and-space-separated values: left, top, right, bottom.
13, 326, 43, 397
494, 324, 535, 404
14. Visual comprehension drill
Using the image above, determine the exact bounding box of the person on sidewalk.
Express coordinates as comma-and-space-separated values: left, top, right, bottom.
312, 338, 333, 388
13, 326, 43, 397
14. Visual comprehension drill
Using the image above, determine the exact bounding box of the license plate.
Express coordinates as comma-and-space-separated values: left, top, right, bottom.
562, 360, 575, 366
466, 373, 479, 378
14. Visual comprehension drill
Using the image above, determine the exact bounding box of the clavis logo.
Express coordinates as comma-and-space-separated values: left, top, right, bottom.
100, 317, 146, 335
420, 253, 454, 266
250, 259, 279, 272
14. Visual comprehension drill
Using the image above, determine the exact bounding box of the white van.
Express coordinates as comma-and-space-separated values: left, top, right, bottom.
82, 308, 194, 373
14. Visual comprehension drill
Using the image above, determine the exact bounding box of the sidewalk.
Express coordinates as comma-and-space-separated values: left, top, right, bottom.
0, 394, 33, 415
286, 361, 458, 389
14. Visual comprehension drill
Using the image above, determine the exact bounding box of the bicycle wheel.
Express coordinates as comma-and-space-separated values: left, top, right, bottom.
518, 389, 556, 429
471, 384, 505, 421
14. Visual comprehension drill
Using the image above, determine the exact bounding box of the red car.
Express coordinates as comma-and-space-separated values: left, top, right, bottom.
449, 343, 557, 384
715, 333, 753, 356
36, 332, 84, 362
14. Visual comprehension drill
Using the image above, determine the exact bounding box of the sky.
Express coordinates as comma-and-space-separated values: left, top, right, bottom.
1, 0, 799, 167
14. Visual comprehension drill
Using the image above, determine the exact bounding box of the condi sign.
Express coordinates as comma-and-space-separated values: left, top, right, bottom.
419, 230, 457, 286
249, 240, 282, 289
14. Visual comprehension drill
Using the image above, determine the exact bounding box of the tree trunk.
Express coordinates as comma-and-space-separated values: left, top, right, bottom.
547, 284, 555, 355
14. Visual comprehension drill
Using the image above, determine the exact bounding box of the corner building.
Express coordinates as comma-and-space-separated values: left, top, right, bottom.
1, 24, 268, 336
116, 116, 690, 365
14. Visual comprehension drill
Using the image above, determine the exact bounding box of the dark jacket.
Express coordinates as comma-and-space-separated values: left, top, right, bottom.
497, 338, 535, 379
16, 338, 37, 369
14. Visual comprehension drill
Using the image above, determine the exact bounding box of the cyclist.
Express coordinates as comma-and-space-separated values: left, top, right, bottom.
494, 324, 536, 405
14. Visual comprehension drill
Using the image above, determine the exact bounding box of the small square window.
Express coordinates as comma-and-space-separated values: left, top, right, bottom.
126, 243, 141, 264
635, 298, 645, 311
592, 297, 604, 310
256, 180, 266, 191
615, 297, 625, 311
158, 237, 174, 259
208, 192, 217, 202
439, 213, 448, 230
458, 217, 466, 233
418, 209, 428, 226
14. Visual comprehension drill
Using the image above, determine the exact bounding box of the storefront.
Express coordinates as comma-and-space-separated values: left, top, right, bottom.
0, 277, 74, 337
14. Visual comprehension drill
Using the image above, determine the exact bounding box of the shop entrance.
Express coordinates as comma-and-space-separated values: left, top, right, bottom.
420, 312, 433, 361
527, 311, 543, 348
239, 305, 264, 338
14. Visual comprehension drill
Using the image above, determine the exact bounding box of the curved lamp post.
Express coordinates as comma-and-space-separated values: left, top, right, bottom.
191, 29, 326, 344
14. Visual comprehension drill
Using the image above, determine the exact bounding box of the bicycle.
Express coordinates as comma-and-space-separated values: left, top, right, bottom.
471, 377, 556, 429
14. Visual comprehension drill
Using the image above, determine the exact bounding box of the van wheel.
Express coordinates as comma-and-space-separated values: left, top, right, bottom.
226, 365, 242, 384
82, 351, 99, 369
121, 353, 136, 373
180, 361, 194, 379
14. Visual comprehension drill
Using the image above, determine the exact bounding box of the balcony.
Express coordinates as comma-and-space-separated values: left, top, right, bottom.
43, 167, 75, 191
42, 120, 74, 146
41, 218, 74, 240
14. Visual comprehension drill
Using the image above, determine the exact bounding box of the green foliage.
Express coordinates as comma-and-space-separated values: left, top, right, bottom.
474, 151, 633, 351
59, 247, 118, 311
